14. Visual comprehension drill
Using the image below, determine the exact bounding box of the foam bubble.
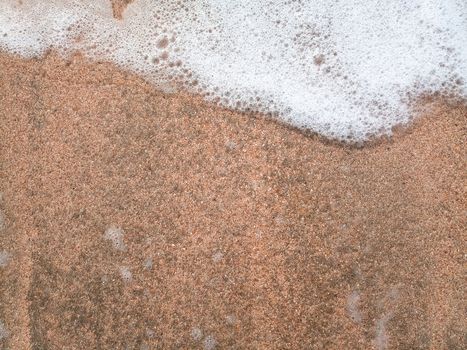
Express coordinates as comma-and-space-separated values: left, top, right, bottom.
104, 226, 126, 251
347, 291, 362, 323
0, 210, 5, 230
146, 328, 156, 339
0, 320, 8, 340
211, 251, 223, 263
225, 315, 236, 325
143, 257, 153, 270
119, 265, 132, 283
203, 335, 217, 350
0, 0, 465, 141
190, 327, 203, 341
0, 251, 11, 268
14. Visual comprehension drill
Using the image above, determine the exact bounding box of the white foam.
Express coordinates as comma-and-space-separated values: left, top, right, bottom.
190, 327, 203, 341
347, 291, 362, 323
0, 320, 8, 340
119, 265, 132, 283
203, 335, 217, 350
0, 250, 11, 268
0, 0, 465, 141
211, 251, 223, 263
0, 210, 5, 230
143, 257, 153, 270
104, 226, 126, 251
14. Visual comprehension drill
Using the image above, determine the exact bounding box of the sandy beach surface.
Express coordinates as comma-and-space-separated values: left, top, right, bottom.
0, 52, 465, 349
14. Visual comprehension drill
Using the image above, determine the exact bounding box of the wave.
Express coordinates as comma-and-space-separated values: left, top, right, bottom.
1, 0, 465, 141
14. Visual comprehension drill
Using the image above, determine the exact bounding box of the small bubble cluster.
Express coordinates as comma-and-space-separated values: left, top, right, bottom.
203, 335, 217, 350
190, 326, 217, 349
0, 210, 5, 231
143, 257, 153, 270
211, 251, 223, 263
347, 291, 362, 323
0, 0, 465, 141
0, 251, 11, 268
190, 327, 202, 341
104, 226, 126, 251
0, 320, 8, 340
119, 265, 132, 283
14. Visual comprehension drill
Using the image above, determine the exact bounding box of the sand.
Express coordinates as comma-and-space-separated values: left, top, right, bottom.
111, 0, 134, 20
0, 52, 465, 349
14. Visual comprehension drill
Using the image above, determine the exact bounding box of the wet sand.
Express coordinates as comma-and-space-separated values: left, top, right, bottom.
111, 0, 134, 20
0, 52, 465, 349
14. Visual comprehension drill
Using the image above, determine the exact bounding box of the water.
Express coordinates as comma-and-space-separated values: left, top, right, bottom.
1, 0, 465, 141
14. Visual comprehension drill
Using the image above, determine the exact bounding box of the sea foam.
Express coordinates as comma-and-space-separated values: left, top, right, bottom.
0, 0, 465, 141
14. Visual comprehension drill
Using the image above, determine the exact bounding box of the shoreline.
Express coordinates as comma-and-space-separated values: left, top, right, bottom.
0, 51, 465, 349
7, 50, 466, 149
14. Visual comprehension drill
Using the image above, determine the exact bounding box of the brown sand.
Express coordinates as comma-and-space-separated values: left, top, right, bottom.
111, 0, 134, 20
0, 52, 465, 349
